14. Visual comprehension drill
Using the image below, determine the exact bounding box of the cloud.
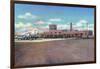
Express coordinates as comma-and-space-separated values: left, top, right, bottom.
15, 27, 39, 35
37, 25, 49, 32
79, 20, 88, 24
34, 20, 45, 24
74, 20, 94, 31
49, 18, 62, 22
15, 22, 32, 28
57, 24, 70, 30
47, 22, 53, 25
88, 24, 94, 28
15, 22, 49, 34
75, 20, 88, 27
88, 24, 94, 32
15, 22, 33, 32
15, 22, 24, 29
17, 12, 37, 19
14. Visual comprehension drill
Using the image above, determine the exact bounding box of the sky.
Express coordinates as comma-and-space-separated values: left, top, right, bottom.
15, 3, 94, 34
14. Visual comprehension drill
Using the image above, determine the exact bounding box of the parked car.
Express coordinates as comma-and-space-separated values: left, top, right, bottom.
16, 34, 39, 40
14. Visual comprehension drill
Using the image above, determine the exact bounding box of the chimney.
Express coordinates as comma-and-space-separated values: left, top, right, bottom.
70, 22, 72, 31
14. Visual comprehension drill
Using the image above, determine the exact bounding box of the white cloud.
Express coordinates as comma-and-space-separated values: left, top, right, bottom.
34, 20, 45, 24
15, 22, 32, 28
25, 23, 32, 27
88, 24, 94, 32
15, 22, 33, 32
79, 20, 88, 24
38, 25, 49, 32
17, 12, 37, 19
49, 18, 62, 22
74, 20, 94, 32
17, 15, 25, 19
15, 27, 39, 35
88, 24, 94, 28
57, 24, 70, 30
75, 20, 88, 27
25, 12, 32, 16
47, 22, 53, 25
15, 22, 24, 29
15, 22, 49, 34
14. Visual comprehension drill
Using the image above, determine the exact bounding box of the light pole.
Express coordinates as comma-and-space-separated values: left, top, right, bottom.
86, 22, 88, 38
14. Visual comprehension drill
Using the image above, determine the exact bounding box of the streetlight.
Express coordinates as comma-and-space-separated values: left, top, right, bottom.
86, 22, 88, 38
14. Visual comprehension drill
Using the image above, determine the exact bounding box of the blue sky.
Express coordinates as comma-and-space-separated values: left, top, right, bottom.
15, 3, 94, 33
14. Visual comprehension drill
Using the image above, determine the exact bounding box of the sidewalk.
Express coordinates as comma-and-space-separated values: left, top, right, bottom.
15, 38, 67, 42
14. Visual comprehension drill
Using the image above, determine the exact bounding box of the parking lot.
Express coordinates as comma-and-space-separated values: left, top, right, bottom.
14, 38, 94, 67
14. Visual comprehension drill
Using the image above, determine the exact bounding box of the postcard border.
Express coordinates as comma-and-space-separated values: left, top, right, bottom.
10, 0, 96, 68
